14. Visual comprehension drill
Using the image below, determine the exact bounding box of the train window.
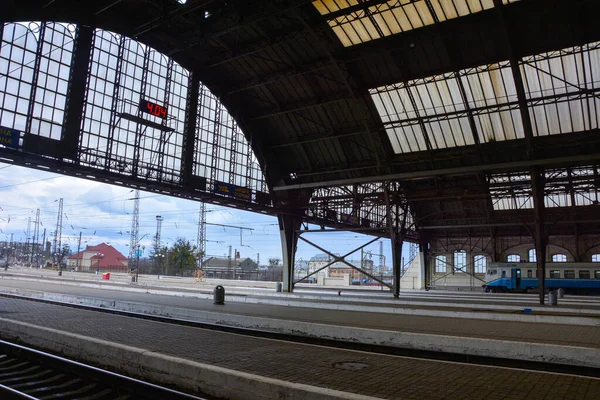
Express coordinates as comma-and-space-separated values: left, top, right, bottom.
564, 270, 575, 279
527, 270, 532, 278
536, 270, 538, 278
579, 270, 590, 279
487, 269, 497, 275
595, 271, 600, 279
501, 270, 506, 278
550, 270, 561, 278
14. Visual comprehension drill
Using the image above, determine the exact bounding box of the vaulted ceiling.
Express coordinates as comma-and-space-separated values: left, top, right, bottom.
3, 0, 600, 239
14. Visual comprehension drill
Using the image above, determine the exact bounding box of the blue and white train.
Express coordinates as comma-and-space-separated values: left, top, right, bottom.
483, 262, 600, 293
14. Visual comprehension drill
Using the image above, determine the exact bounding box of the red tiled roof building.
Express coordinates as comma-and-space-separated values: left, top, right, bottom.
67, 243, 128, 271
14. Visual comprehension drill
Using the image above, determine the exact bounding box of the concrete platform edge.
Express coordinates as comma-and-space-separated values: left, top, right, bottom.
1, 276, 598, 326
3, 288, 599, 369
0, 317, 379, 400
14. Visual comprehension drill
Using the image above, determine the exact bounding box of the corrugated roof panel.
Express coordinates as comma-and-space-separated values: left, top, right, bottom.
370, 84, 416, 122
314, 0, 519, 47
313, 0, 359, 15
521, 42, 600, 136
461, 63, 516, 108
386, 125, 427, 153
473, 109, 523, 142
545, 192, 571, 207
411, 75, 465, 116
424, 118, 473, 149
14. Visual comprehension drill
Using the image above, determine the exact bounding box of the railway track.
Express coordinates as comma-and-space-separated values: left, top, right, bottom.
1, 293, 599, 379
0, 340, 205, 400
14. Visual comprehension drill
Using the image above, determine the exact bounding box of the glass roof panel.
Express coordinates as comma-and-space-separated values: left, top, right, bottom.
521, 42, 600, 136
370, 61, 523, 154
489, 167, 599, 210
314, 0, 518, 47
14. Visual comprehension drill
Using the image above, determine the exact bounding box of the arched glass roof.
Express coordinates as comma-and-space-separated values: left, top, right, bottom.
0, 22, 268, 200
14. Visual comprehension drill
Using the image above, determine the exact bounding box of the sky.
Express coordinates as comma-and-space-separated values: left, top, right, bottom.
0, 162, 410, 269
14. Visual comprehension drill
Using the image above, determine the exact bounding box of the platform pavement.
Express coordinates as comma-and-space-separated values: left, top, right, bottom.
2, 270, 600, 328
0, 296, 598, 400
4, 266, 600, 306
1, 278, 599, 369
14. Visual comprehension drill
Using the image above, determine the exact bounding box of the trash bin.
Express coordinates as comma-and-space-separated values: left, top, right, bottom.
214, 285, 225, 305
557, 288, 564, 298
548, 290, 558, 306
276, 282, 282, 292
102, 273, 110, 280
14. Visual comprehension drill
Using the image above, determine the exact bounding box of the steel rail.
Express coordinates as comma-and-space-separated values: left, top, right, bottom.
0, 338, 205, 400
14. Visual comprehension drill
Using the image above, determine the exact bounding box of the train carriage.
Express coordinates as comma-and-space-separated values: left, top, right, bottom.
484, 262, 600, 294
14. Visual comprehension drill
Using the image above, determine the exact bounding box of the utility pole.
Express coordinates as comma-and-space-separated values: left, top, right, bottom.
41, 228, 46, 259
25, 217, 31, 266
379, 241, 384, 274
76, 232, 82, 271
54, 198, 63, 275
360, 247, 364, 285
128, 190, 140, 282
155, 215, 163, 278
228, 245, 232, 276
234, 248, 238, 280
196, 203, 206, 272
31, 209, 40, 266
257, 253, 260, 267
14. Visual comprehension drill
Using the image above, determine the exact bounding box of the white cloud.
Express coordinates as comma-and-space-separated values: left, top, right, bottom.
0, 162, 404, 269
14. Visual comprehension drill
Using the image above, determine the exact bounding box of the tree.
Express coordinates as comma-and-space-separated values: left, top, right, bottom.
169, 238, 197, 276
61, 243, 71, 257
268, 257, 280, 268
148, 235, 168, 275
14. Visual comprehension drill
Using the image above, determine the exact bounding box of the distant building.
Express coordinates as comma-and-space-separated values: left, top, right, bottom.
306, 253, 375, 281
202, 257, 258, 271
67, 243, 128, 271
329, 259, 374, 280
308, 253, 338, 275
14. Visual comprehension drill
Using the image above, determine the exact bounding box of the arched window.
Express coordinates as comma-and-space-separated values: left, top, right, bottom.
592, 254, 600, 262
552, 254, 567, 262
507, 254, 520, 262
474, 255, 487, 274
454, 250, 467, 273
528, 249, 537, 262
434, 255, 446, 273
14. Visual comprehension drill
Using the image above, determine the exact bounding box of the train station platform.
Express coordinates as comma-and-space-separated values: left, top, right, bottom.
0, 295, 598, 400
1, 268, 599, 372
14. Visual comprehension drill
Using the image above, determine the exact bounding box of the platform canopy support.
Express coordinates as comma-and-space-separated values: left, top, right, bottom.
384, 182, 411, 298
531, 167, 547, 305
278, 213, 302, 293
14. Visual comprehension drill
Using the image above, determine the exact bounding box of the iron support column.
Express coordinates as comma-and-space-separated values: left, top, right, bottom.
531, 167, 547, 305
61, 25, 93, 159
182, 72, 200, 187
278, 214, 302, 292
419, 242, 428, 290
391, 234, 403, 297
384, 182, 405, 298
